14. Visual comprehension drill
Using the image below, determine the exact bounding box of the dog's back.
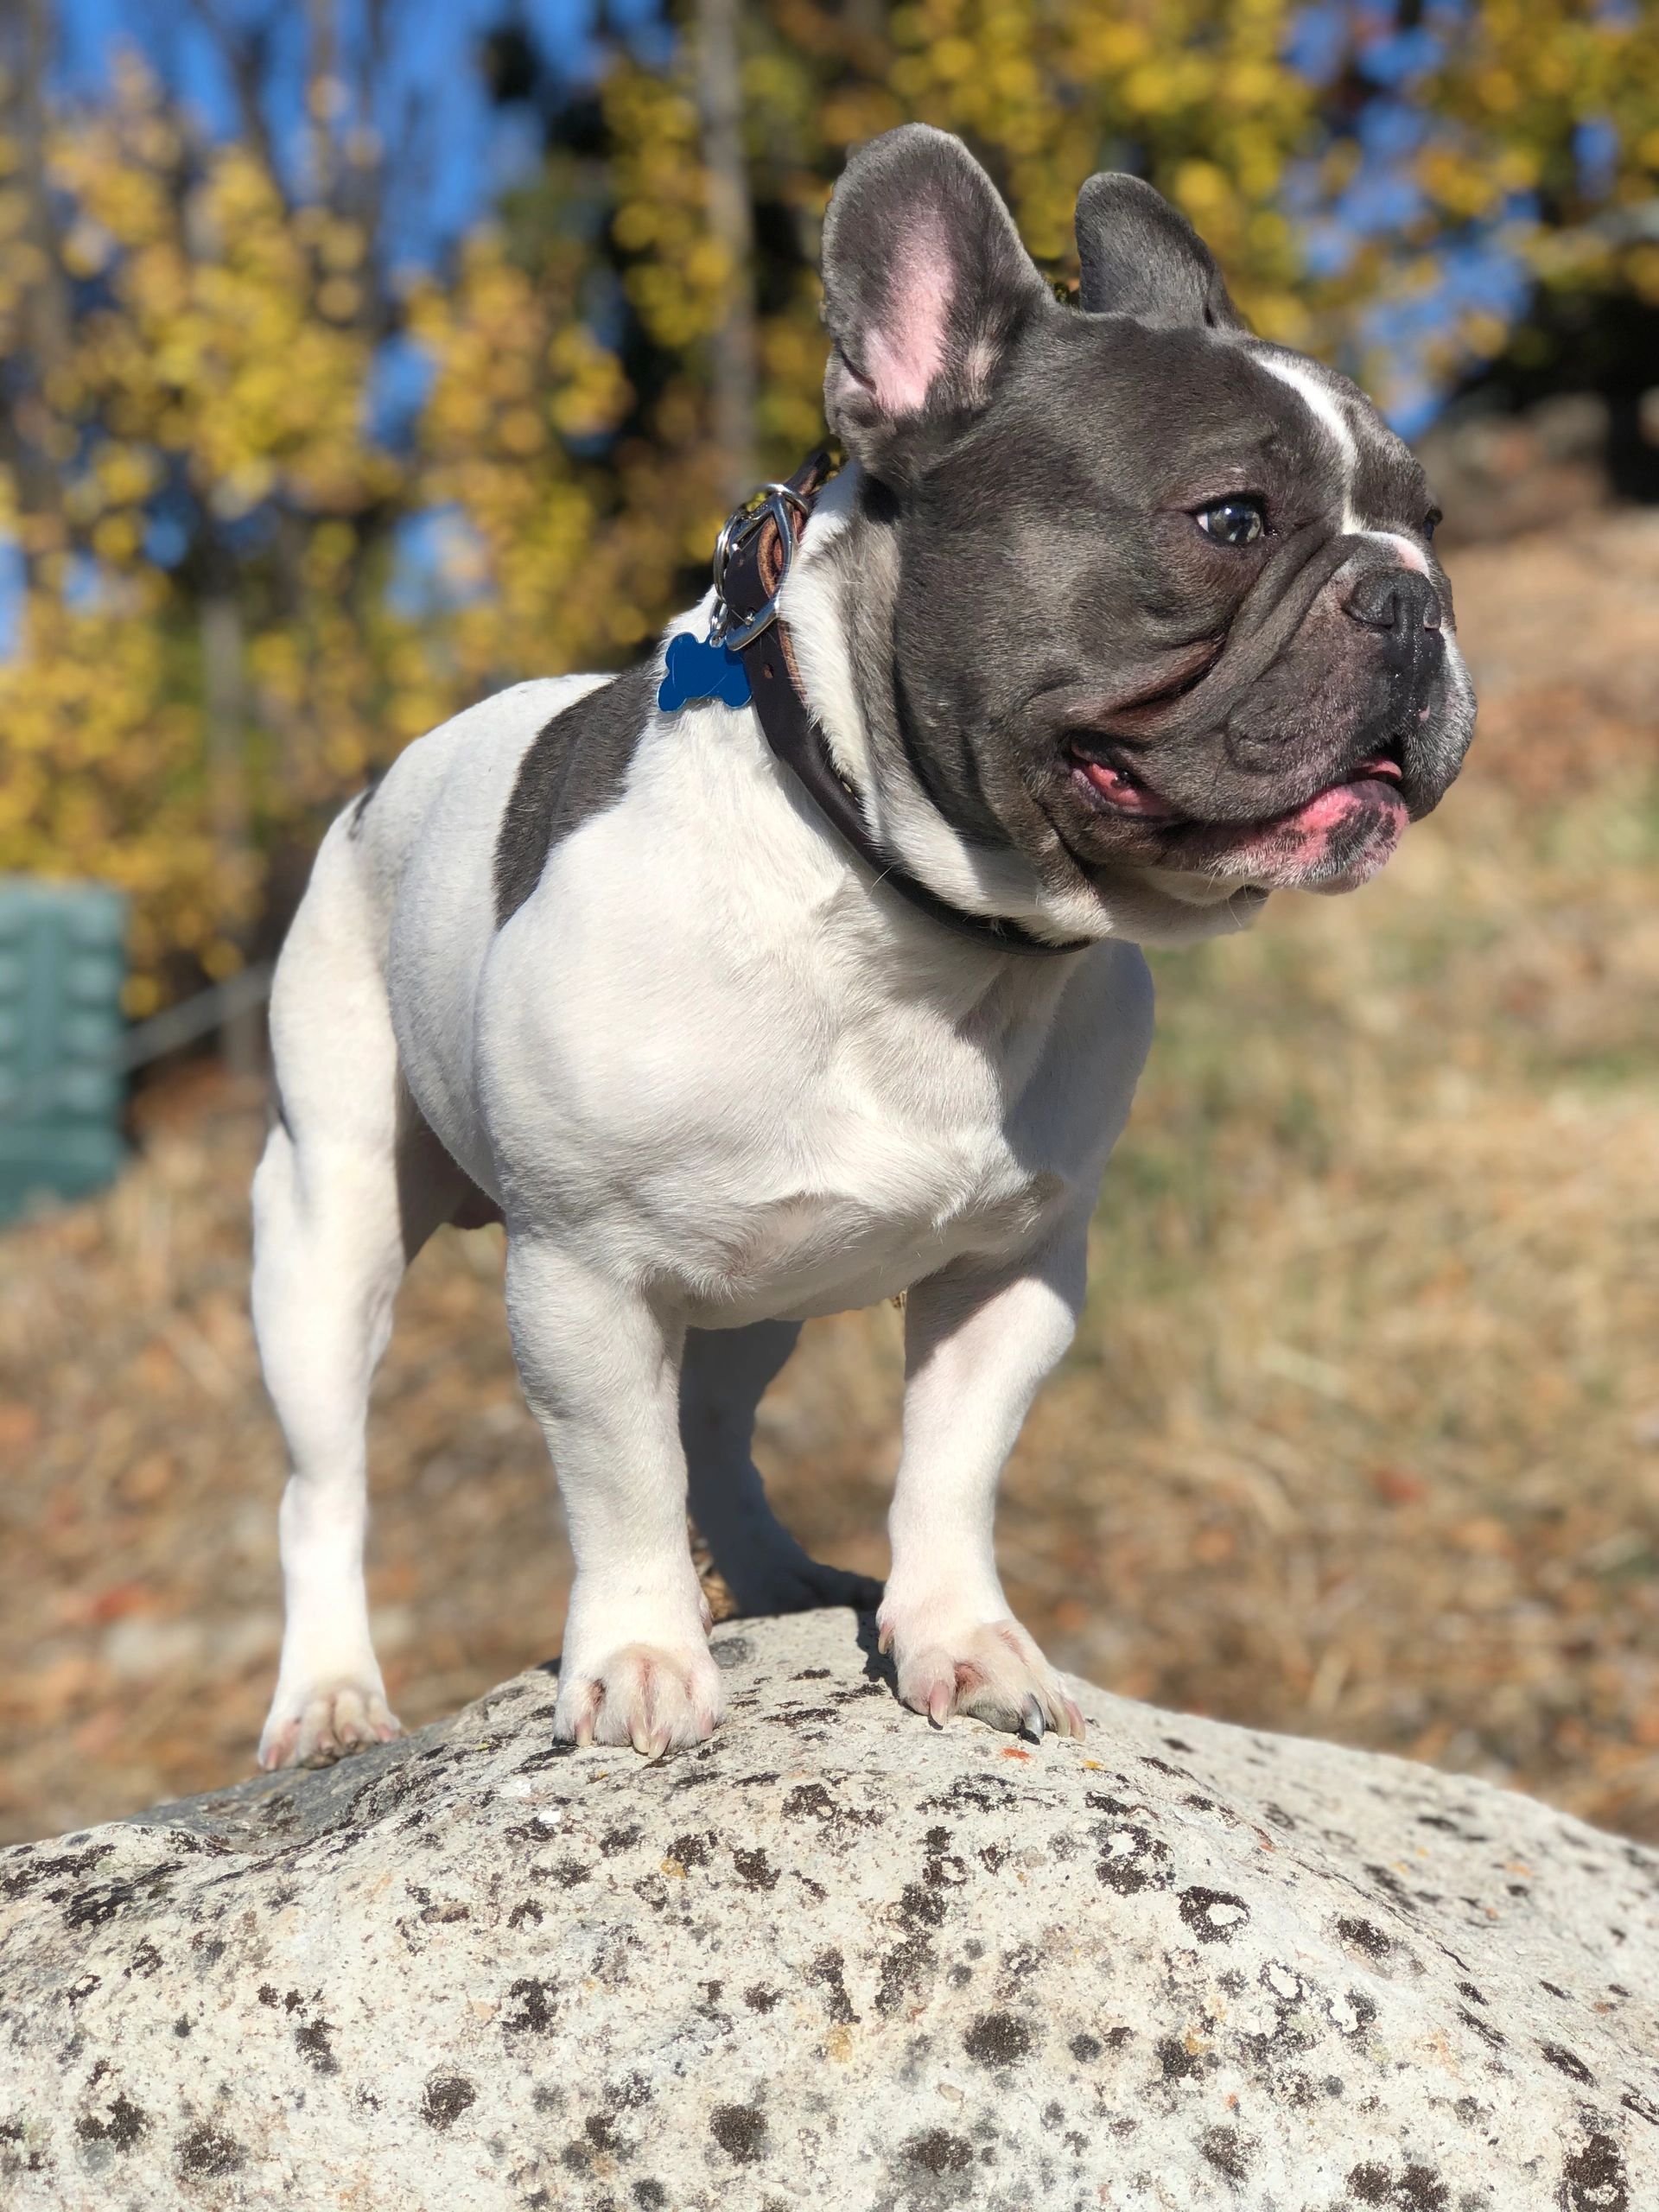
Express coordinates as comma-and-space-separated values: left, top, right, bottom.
328, 676, 604, 978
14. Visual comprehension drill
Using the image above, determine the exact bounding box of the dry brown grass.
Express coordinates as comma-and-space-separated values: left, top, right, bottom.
3, 510, 1656, 1847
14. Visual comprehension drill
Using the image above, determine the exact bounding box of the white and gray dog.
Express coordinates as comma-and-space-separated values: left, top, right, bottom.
253, 126, 1474, 1770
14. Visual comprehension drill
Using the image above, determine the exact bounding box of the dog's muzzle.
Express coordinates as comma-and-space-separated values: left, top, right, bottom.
1087, 523, 1454, 823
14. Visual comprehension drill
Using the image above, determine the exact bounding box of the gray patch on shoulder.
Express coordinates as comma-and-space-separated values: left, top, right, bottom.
346, 772, 384, 840
493, 663, 658, 928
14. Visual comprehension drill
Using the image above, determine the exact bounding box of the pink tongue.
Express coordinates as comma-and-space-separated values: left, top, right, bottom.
1257, 777, 1408, 877
1290, 784, 1365, 833
1252, 785, 1363, 872
1287, 775, 1409, 834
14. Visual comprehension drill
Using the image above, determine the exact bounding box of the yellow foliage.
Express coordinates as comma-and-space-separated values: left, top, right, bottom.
0, 597, 233, 992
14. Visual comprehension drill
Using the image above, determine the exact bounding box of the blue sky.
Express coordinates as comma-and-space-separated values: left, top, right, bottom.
54, 0, 630, 266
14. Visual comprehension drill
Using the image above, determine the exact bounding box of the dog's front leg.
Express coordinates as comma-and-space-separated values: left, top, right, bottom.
505, 1235, 720, 1755
880, 1230, 1090, 1741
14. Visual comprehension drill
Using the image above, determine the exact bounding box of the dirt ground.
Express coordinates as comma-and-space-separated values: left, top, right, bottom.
3, 509, 1657, 1848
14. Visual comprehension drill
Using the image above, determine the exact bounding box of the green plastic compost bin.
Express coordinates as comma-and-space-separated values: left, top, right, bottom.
0, 876, 129, 1225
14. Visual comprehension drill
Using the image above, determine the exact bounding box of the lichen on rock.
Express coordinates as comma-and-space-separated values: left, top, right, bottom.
1, 1610, 1656, 2209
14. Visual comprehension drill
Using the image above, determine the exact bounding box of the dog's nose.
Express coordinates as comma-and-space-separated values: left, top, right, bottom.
1342, 568, 1442, 636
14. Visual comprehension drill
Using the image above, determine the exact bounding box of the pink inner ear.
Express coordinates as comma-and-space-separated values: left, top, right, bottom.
863, 214, 954, 416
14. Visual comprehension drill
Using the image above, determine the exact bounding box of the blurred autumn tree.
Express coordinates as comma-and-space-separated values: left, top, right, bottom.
2, 0, 1656, 1008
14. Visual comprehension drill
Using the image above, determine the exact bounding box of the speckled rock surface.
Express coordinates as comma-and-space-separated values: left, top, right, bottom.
3, 1610, 1656, 2210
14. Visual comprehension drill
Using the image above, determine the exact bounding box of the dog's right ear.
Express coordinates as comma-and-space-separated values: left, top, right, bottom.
820, 125, 1053, 485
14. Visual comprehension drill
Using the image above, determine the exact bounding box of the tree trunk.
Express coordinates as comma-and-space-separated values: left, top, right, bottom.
1, 0, 72, 589
694, 0, 757, 504
306, 0, 340, 206
200, 590, 263, 1077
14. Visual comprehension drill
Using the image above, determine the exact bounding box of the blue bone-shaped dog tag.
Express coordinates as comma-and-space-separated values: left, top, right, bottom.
658, 628, 752, 713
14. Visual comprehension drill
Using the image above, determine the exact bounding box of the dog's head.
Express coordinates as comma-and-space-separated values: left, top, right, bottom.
810, 127, 1475, 944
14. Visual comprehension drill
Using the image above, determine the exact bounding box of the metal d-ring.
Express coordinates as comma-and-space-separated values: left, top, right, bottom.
711, 480, 811, 650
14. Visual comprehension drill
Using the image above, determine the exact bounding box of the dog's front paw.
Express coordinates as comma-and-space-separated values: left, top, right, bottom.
258, 1677, 401, 1770
554, 1641, 724, 1758
879, 1601, 1085, 1742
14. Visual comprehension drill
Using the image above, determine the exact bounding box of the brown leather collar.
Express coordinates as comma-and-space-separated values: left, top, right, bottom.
716, 454, 1091, 960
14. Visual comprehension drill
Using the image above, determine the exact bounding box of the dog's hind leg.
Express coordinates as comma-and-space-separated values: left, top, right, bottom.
251, 817, 471, 1770
681, 1323, 883, 1618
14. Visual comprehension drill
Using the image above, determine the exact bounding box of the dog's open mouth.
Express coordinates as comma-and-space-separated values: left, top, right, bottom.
1067, 740, 1411, 889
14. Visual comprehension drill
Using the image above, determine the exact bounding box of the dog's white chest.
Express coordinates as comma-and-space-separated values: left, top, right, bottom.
703, 995, 1063, 1319
385, 695, 1150, 1326
491, 936, 1076, 1323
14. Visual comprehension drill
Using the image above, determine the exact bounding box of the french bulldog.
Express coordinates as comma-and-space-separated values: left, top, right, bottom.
253, 124, 1473, 1769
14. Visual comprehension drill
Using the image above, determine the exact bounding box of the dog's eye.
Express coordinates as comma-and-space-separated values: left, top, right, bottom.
1194, 497, 1266, 547
1424, 506, 1443, 543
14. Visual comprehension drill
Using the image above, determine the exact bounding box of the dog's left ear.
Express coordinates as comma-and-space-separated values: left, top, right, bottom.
821, 124, 1053, 483
1074, 173, 1245, 331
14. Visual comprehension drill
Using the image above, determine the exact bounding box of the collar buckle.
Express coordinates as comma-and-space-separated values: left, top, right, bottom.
710, 481, 811, 650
